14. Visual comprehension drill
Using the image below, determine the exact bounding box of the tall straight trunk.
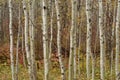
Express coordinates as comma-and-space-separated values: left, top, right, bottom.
15, 3, 21, 80
115, 0, 120, 79
22, 25, 26, 68
78, 25, 81, 78
73, 26, 77, 80
77, 0, 82, 77
73, 0, 77, 79
55, 0, 65, 80
9, 0, 15, 80
98, 0, 105, 80
21, 7, 26, 68
22, 0, 32, 80
103, 1, 107, 73
0, 5, 2, 42
78, 18, 82, 79
91, 1, 95, 80
42, 0, 49, 80
68, 0, 77, 80
111, 0, 116, 79
86, 0, 92, 79
29, 0, 37, 80
49, 0, 53, 69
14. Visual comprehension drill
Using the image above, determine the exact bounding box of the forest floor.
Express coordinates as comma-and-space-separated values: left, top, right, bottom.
0, 61, 115, 80
0, 44, 116, 80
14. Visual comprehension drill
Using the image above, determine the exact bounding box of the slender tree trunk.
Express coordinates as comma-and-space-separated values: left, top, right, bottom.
111, 0, 116, 79
73, 1, 77, 79
9, 0, 15, 80
73, 26, 77, 80
78, 26, 81, 78
22, 0, 32, 80
29, 0, 37, 79
115, 0, 120, 79
49, 0, 53, 70
98, 0, 105, 80
69, 0, 77, 80
42, 0, 49, 80
77, 0, 82, 77
0, 5, 2, 42
78, 19, 82, 78
22, 25, 26, 68
15, 3, 21, 80
86, 0, 92, 79
21, 7, 26, 68
55, 0, 65, 80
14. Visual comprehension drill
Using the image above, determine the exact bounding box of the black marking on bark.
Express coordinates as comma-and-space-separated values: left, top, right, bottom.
89, 19, 91, 23
61, 73, 64, 75
23, 7, 26, 10
44, 6, 46, 9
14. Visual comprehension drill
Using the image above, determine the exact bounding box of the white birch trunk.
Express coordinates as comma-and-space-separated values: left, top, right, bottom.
0, 5, 2, 42
69, 0, 77, 80
22, 25, 26, 68
49, 0, 53, 69
9, 0, 15, 80
77, 0, 82, 77
55, 0, 65, 80
29, 0, 37, 79
73, 0, 77, 79
115, 0, 120, 79
73, 26, 77, 80
78, 27, 81, 78
15, 3, 21, 80
111, 0, 116, 79
78, 21, 82, 78
86, 0, 92, 79
42, 0, 49, 80
22, 0, 32, 80
98, 0, 105, 80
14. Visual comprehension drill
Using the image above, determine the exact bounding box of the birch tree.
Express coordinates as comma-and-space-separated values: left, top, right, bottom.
86, 0, 92, 79
22, 23, 26, 68
28, 0, 37, 79
23, 0, 32, 80
15, 3, 21, 80
68, 0, 77, 80
42, 0, 49, 80
73, 24, 77, 80
0, 4, 2, 42
77, 0, 82, 78
49, 0, 53, 69
98, 0, 105, 80
9, 0, 15, 80
73, 0, 77, 79
55, 0, 65, 79
115, 0, 120, 79
111, 0, 116, 79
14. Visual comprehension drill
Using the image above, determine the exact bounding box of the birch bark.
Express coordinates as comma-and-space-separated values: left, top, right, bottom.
23, 0, 32, 80
29, 0, 37, 79
9, 0, 15, 80
98, 0, 105, 80
69, 0, 77, 80
42, 0, 49, 80
115, 0, 120, 79
55, 0, 65, 79
15, 3, 21, 80
111, 0, 116, 79
86, 0, 92, 79
49, 0, 53, 69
